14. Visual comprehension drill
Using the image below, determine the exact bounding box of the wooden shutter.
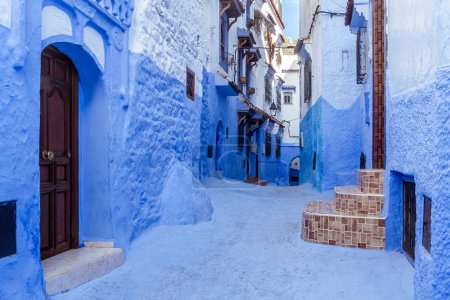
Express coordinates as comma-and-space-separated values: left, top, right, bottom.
422, 197, 432, 253
265, 132, 272, 156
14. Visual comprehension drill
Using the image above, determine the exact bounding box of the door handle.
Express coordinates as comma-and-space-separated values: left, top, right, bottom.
66, 150, 71, 159
42, 150, 55, 161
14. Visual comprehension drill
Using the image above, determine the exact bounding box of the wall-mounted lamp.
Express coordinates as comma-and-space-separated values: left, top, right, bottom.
269, 102, 277, 117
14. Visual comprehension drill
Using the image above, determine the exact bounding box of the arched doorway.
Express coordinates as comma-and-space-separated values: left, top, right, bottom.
215, 121, 224, 174
39, 46, 79, 259
39, 42, 113, 259
289, 156, 300, 186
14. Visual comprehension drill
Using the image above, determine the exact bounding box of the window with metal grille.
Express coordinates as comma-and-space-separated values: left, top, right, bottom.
265, 77, 272, 104
219, 16, 229, 72
357, 28, 368, 84
276, 89, 282, 110
186, 67, 195, 101
284, 92, 293, 104
276, 135, 281, 157
265, 132, 272, 156
220, 22, 226, 61
423, 197, 432, 253
304, 57, 312, 103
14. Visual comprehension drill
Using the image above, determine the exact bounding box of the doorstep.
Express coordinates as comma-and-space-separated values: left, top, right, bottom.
42, 247, 124, 296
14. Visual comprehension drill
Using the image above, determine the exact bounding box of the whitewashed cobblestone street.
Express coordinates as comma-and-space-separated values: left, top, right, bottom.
55, 179, 414, 300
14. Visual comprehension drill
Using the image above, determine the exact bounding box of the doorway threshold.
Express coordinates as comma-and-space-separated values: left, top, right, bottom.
42, 246, 124, 296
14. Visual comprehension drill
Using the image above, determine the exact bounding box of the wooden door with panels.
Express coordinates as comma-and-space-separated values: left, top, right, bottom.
40, 46, 79, 260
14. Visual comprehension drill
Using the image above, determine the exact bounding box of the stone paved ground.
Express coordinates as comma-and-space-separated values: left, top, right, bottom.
55, 179, 414, 300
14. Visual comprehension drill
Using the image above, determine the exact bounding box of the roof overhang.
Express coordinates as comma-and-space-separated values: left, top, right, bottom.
220, 0, 245, 18
237, 28, 255, 48
245, 48, 261, 63
215, 73, 239, 97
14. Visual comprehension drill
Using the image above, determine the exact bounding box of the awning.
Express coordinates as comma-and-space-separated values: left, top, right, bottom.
245, 48, 261, 63
237, 28, 255, 48
220, 0, 245, 19
215, 74, 239, 97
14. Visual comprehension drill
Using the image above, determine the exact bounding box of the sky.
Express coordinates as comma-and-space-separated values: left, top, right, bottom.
282, 0, 300, 38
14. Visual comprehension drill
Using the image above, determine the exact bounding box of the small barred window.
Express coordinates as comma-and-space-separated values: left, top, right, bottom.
186, 67, 195, 101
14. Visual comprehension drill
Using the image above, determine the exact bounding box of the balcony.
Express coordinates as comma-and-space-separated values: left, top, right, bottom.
90, 0, 134, 27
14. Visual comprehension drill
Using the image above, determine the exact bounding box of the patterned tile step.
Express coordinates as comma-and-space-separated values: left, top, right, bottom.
302, 200, 385, 250
335, 185, 384, 216
358, 169, 384, 194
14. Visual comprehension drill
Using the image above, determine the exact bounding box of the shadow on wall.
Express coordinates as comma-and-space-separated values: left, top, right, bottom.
385, 171, 406, 250
112, 53, 205, 247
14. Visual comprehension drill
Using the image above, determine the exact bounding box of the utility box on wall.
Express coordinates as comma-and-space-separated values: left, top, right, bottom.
0, 201, 16, 258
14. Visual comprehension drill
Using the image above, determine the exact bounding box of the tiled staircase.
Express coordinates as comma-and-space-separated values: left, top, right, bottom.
302, 169, 386, 250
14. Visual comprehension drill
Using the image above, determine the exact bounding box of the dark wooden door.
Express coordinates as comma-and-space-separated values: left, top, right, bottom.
403, 181, 416, 261
40, 46, 79, 260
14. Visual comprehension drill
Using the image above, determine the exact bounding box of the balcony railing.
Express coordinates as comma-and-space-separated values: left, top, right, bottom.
91, 0, 134, 27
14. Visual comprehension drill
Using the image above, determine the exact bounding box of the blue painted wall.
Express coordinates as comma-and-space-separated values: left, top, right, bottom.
0, 0, 212, 297
385, 67, 450, 299
204, 76, 290, 185
299, 97, 362, 191
299, 98, 323, 190
0, 0, 45, 297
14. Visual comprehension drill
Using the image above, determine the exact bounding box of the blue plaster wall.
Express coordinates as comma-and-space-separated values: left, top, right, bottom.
111, 53, 206, 246
385, 67, 450, 300
204, 77, 257, 182
259, 130, 282, 184
299, 99, 323, 190
1, 0, 210, 297
299, 97, 362, 191
0, 1, 46, 298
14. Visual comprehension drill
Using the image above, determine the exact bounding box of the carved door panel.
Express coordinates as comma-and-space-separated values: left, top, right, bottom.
40, 46, 78, 260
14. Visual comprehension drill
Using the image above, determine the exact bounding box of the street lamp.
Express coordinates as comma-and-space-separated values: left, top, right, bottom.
269, 102, 277, 117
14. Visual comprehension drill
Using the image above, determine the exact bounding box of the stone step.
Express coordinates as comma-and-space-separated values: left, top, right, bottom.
42, 247, 125, 296
334, 185, 384, 216
358, 169, 384, 194
257, 179, 268, 186
246, 177, 268, 186
246, 176, 259, 184
302, 200, 385, 250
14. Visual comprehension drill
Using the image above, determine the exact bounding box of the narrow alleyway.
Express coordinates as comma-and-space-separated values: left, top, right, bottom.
54, 180, 413, 300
